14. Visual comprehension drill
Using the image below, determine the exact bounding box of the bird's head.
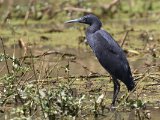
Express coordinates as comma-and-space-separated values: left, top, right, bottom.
65, 14, 102, 27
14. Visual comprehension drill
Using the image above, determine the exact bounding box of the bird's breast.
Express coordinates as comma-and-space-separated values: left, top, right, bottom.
86, 34, 95, 48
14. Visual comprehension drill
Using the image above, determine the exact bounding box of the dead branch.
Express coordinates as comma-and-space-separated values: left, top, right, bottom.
146, 83, 160, 87
29, 74, 110, 84
121, 30, 130, 48
44, 28, 63, 33
64, 7, 92, 13
18, 38, 28, 57
71, 60, 96, 74
21, 50, 76, 60
101, 0, 120, 11
24, 0, 36, 25
0, 37, 10, 74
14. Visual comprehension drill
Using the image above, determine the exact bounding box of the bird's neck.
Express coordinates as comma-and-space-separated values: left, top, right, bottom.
86, 23, 101, 34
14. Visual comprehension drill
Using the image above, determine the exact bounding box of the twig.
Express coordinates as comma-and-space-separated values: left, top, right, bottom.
71, 60, 96, 74
24, 0, 35, 25
20, 50, 76, 60
29, 74, 109, 84
0, 37, 10, 74
2, 11, 11, 24
108, 67, 150, 120
121, 30, 130, 48
146, 83, 160, 87
101, 0, 120, 10
0, 65, 5, 73
64, 7, 92, 13
29, 49, 46, 119
136, 109, 142, 120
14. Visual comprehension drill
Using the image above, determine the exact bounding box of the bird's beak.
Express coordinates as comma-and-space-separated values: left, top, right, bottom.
65, 18, 82, 24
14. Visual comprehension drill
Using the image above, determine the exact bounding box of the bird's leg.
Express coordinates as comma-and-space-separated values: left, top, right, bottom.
111, 77, 120, 107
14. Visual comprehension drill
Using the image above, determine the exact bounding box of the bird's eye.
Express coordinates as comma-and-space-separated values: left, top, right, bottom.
83, 17, 87, 22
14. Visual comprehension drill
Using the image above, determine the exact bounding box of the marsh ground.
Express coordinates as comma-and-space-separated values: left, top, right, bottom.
0, 0, 160, 119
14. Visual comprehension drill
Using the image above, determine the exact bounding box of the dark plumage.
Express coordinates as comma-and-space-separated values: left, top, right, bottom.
65, 14, 135, 106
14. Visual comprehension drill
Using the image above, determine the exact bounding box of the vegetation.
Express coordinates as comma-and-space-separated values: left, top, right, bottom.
0, 0, 160, 119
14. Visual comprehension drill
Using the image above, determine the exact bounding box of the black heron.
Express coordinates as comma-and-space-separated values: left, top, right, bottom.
65, 14, 135, 106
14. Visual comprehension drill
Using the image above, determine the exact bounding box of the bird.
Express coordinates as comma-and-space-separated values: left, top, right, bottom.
65, 14, 135, 107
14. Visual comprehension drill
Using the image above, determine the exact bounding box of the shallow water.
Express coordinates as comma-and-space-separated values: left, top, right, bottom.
0, 7, 160, 118
0, 46, 160, 119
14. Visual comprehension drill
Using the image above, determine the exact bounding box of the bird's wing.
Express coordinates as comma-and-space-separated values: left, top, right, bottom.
91, 30, 134, 90
94, 30, 123, 56
92, 30, 131, 79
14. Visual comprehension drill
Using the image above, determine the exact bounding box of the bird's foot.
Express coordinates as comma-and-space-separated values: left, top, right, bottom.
110, 105, 117, 112
106, 104, 117, 112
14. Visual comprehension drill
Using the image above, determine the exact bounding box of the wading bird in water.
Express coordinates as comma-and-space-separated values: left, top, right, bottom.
65, 14, 135, 107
